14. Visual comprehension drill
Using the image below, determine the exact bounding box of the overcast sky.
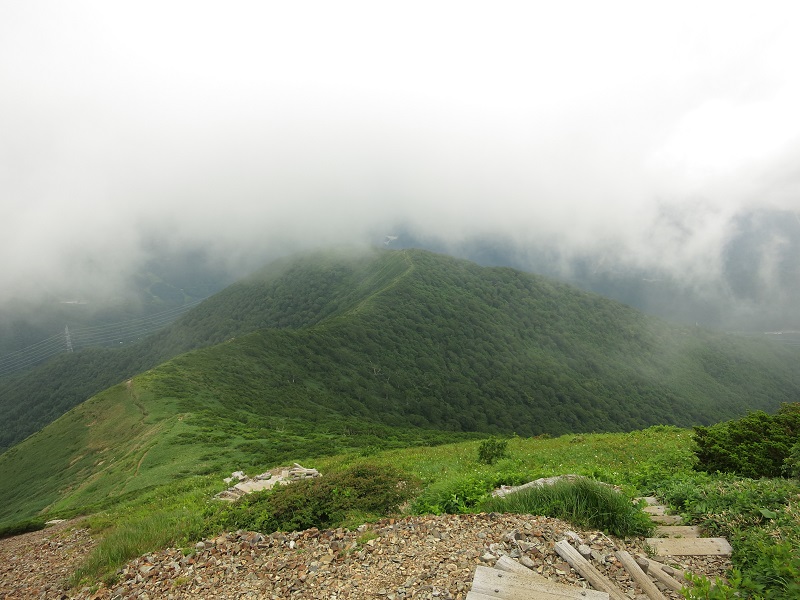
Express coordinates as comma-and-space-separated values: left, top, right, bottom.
2, 1, 799, 301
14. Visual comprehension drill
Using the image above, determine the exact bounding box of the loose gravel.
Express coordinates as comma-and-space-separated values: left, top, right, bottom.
0, 514, 730, 600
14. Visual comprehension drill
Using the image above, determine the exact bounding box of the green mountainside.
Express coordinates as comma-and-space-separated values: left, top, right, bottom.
1, 248, 799, 526
0, 248, 411, 451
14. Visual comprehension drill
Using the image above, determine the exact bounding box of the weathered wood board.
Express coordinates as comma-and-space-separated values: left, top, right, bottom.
554, 541, 628, 600
654, 525, 701, 538
645, 537, 732, 556
644, 505, 667, 516
471, 565, 609, 600
649, 514, 683, 525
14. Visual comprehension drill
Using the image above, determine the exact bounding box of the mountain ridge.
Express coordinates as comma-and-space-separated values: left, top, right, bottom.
1, 248, 798, 526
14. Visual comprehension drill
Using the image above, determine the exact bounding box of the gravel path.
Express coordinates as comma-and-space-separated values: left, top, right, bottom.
0, 519, 94, 599
0, 514, 730, 600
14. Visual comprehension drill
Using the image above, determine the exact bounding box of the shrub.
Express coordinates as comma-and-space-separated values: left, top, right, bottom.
411, 471, 530, 515
783, 441, 800, 478
0, 518, 45, 539
652, 472, 800, 599
477, 437, 510, 465
208, 463, 417, 534
412, 476, 493, 515
693, 403, 800, 478
478, 477, 653, 538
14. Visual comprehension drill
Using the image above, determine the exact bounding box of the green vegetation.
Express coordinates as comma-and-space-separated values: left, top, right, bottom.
652, 472, 799, 599
4, 249, 799, 526
8, 424, 791, 599
0, 247, 411, 451
479, 477, 654, 538
652, 407, 800, 599
477, 436, 510, 465
3, 247, 799, 453
0, 518, 45, 540
69, 476, 215, 587
208, 464, 418, 534
693, 403, 800, 478
1, 249, 799, 596
69, 427, 689, 583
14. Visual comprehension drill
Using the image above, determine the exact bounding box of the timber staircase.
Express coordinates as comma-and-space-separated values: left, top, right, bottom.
466, 496, 732, 599
640, 496, 733, 558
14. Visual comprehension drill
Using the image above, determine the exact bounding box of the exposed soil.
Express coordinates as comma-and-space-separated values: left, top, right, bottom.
0, 514, 730, 600
0, 519, 94, 599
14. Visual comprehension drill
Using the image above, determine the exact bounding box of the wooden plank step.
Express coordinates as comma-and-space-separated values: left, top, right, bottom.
644, 505, 667, 516
614, 550, 668, 600
554, 541, 627, 600
471, 565, 609, 599
649, 514, 683, 525
654, 525, 701, 538
642, 559, 691, 593
646, 537, 732, 556
494, 555, 553, 582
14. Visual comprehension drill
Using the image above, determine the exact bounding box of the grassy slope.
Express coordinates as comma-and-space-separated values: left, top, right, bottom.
0, 247, 407, 452
1, 249, 799, 526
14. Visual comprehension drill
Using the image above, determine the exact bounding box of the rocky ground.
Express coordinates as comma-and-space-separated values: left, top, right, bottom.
0, 519, 94, 599
0, 514, 730, 600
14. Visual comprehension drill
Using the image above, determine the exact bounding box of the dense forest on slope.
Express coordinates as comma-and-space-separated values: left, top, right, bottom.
1, 249, 799, 524
0, 248, 411, 451
2, 247, 799, 453
151, 250, 799, 435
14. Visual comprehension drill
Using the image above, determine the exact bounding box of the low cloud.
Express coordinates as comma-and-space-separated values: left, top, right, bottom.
1, 1, 798, 317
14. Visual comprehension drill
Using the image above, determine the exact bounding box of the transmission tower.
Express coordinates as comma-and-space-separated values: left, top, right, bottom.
65, 325, 74, 352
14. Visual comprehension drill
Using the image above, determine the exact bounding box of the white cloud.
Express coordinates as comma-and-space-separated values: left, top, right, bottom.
1, 1, 799, 300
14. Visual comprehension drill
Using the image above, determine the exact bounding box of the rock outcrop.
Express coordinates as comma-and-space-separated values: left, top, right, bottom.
215, 463, 320, 501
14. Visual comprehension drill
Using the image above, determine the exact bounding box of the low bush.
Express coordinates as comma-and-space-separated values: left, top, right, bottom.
411, 471, 529, 515
412, 476, 493, 515
784, 441, 800, 478
477, 437, 510, 465
0, 518, 45, 539
693, 403, 800, 478
208, 463, 418, 534
478, 477, 653, 538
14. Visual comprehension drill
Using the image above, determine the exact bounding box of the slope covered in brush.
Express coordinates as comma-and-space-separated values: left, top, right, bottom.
1, 248, 798, 525
0, 247, 411, 451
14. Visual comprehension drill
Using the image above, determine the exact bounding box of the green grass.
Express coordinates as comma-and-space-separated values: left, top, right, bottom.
652, 471, 800, 599
41, 424, 799, 600
478, 477, 654, 538
4, 249, 799, 530
64, 427, 687, 584
69, 475, 218, 586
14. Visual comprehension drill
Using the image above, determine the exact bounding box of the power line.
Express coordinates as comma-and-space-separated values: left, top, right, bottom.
0, 298, 207, 377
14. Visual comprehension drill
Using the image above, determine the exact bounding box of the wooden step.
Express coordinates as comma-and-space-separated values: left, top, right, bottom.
649, 514, 683, 525
643, 505, 667, 516
470, 565, 609, 599
645, 537, 732, 556
654, 525, 701, 538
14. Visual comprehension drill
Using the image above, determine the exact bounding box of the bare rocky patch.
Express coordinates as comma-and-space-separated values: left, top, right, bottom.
0, 513, 731, 599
